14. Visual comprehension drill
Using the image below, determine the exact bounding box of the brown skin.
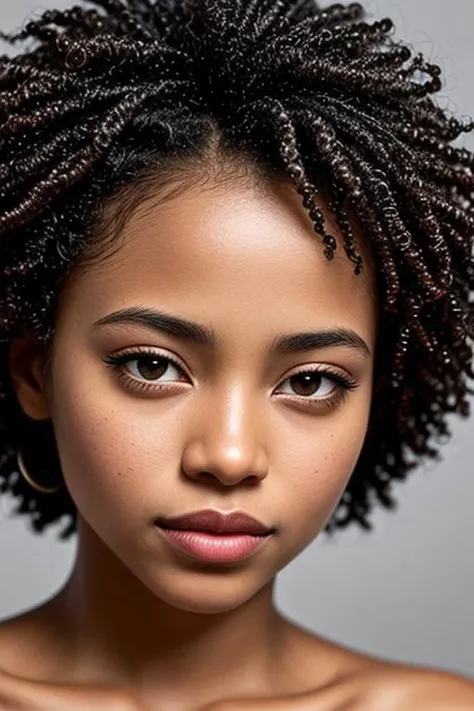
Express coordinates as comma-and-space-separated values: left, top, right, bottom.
2, 172, 474, 710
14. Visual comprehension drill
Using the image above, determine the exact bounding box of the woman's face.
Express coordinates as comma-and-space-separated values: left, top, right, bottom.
38, 173, 377, 613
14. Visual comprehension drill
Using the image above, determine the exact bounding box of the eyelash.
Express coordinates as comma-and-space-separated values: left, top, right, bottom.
103, 347, 359, 410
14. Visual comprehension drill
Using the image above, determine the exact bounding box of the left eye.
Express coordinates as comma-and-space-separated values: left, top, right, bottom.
277, 371, 338, 399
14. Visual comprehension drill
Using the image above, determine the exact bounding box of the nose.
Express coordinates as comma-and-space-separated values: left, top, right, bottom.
180, 387, 269, 487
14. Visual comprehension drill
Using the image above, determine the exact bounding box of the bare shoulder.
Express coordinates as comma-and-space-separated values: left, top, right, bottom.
0, 613, 137, 711
353, 658, 474, 710
0, 608, 52, 679
0, 613, 55, 710
285, 625, 474, 710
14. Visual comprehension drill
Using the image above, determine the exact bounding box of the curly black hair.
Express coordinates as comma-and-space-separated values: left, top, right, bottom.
0, 0, 473, 540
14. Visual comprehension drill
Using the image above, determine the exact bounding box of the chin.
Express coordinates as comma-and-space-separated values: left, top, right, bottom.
140, 567, 274, 615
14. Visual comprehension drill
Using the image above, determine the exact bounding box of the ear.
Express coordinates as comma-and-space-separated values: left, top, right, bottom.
8, 334, 52, 421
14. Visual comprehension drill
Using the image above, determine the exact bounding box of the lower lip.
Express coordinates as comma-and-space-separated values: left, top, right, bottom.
157, 526, 273, 563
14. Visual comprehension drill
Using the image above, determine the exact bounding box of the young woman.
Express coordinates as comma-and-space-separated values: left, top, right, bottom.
0, 0, 473, 709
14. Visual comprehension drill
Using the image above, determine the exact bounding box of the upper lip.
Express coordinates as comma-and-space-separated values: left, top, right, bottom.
156, 509, 274, 535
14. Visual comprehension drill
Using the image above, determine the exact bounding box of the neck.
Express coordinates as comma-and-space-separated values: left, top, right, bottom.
48, 517, 291, 707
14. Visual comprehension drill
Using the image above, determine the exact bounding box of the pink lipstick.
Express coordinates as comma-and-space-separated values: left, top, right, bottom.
155, 509, 275, 564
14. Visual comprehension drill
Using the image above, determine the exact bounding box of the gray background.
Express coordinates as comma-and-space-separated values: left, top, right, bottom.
1, 0, 473, 679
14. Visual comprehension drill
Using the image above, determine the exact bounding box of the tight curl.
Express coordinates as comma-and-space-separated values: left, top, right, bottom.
0, 0, 474, 539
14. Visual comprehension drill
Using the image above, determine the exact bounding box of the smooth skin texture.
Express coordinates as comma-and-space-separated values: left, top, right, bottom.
2, 173, 474, 710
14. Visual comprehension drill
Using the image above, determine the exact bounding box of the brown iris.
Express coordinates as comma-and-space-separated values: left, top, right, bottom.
136, 356, 169, 381
289, 372, 323, 397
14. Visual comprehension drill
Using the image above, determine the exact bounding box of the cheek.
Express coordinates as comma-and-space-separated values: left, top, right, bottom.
49, 371, 184, 537
274, 400, 371, 562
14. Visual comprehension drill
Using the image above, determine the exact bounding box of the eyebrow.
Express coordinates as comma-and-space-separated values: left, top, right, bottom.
93, 307, 371, 359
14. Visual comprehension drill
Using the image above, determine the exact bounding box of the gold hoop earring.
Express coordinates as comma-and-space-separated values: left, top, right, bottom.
16, 448, 63, 495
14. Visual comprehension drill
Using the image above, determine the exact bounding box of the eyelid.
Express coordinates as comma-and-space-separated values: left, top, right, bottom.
103, 346, 192, 382
107, 349, 353, 379
274, 367, 359, 412
107, 346, 188, 369
276, 362, 356, 385
104, 348, 359, 400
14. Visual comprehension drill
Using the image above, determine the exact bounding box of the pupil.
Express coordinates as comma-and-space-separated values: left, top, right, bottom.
290, 372, 321, 396
137, 357, 167, 380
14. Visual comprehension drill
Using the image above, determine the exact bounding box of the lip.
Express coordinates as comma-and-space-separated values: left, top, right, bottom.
154, 509, 275, 564
155, 508, 274, 535
156, 527, 273, 564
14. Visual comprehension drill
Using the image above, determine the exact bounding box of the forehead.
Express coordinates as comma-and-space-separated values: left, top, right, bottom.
63, 176, 378, 348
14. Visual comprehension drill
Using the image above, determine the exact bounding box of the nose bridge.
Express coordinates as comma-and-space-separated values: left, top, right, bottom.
182, 381, 269, 483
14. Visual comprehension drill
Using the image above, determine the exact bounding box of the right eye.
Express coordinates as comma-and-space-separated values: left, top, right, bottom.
103, 348, 190, 392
